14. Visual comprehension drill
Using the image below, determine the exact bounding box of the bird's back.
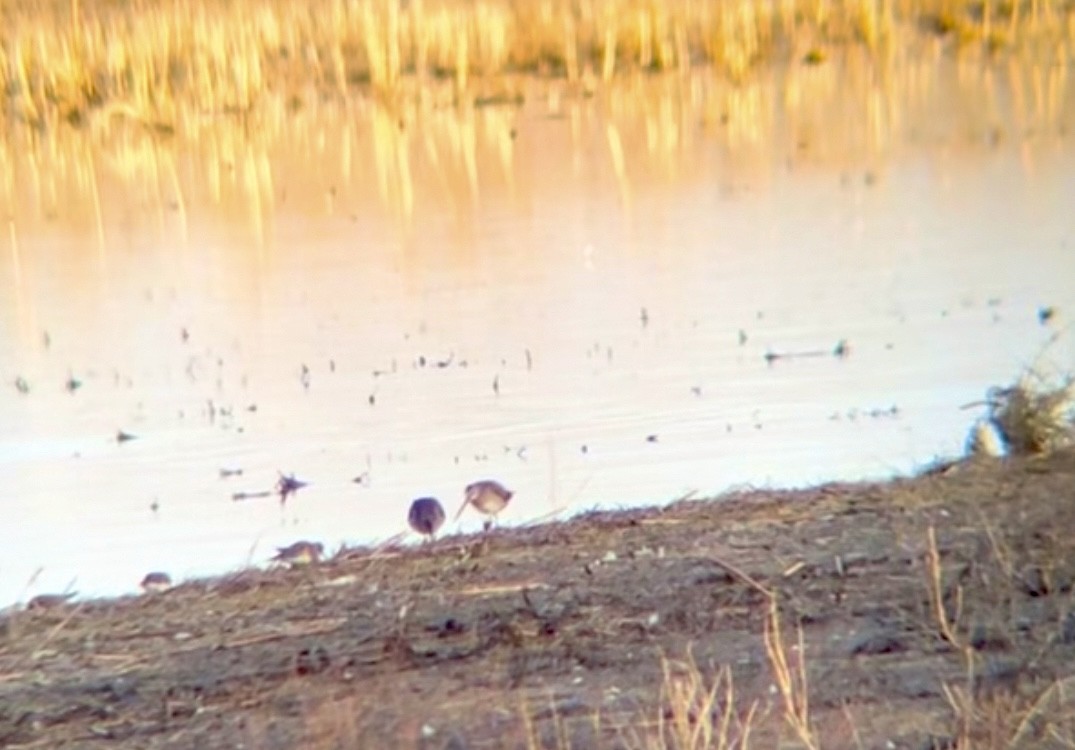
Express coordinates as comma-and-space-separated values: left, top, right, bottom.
465, 480, 513, 514
409, 497, 446, 535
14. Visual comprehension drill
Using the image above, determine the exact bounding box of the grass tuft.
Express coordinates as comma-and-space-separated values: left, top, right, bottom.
644, 652, 756, 750
968, 346, 1075, 458
987, 374, 1075, 456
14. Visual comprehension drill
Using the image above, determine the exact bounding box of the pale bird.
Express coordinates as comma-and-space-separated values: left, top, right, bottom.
455, 480, 513, 530
140, 571, 173, 593
967, 418, 1006, 458
271, 541, 324, 566
408, 497, 446, 541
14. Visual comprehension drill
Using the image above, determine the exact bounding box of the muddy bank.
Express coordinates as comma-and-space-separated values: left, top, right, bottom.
2, 451, 1075, 749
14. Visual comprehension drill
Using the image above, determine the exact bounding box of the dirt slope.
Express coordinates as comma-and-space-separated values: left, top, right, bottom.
2, 450, 1074, 749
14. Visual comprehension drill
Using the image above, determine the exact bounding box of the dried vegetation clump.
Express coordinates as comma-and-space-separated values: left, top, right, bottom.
969, 351, 1075, 458
987, 375, 1075, 455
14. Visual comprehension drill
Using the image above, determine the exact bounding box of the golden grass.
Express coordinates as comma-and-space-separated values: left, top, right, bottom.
2, 0, 1071, 245
967, 341, 1075, 457
923, 523, 1075, 749
635, 653, 757, 750
987, 374, 1075, 455
2, 0, 1074, 134
762, 600, 818, 750
4, 45, 1067, 254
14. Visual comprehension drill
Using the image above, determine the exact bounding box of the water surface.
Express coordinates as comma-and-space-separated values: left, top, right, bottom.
2, 55, 1073, 605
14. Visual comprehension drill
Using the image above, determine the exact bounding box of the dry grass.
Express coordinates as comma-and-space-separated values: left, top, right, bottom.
968, 345, 1075, 457
762, 601, 819, 750
294, 596, 1075, 749
622, 522, 1075, 750
2, 0, 1074, 133
987, 374, 1075, 455
2, 3, 1069, 243
636, 653, 757, 750
923, 520, 1075, 749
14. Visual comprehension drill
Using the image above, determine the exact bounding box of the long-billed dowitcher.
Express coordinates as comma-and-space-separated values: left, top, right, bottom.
140, 571, 173, 593
455, 479, 513, 530
271, 541, 324, 566
27, 592, 76, 610
408, 497, 446, 541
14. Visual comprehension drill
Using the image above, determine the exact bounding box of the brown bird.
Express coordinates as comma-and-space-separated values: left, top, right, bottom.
140, 571, 173, 593
27, 592, 76, 610
408, 497, 446, 541
455, 480, 513, 530
271, 541, 324, 566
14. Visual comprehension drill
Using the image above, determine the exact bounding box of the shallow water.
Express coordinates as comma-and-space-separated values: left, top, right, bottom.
2, 55, 1074, 605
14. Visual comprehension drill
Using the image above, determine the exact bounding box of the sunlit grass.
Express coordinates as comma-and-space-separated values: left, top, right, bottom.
2, 0, 1072, 242
966, 334, 1075, 458
2, 46, 1070, 250
2, 0, 1073, 134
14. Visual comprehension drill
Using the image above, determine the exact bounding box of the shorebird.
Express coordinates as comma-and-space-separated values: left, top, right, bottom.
408, 497, 446, 541
140, 571, 173, 593
271, 541, 324, 567
967, 418, 1006, 458
455, 479, 513, 530
27, 592, 76, 610
275, 472, 308, 503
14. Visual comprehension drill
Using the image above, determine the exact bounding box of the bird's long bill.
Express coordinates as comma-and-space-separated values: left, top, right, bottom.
453, 496, 470, 521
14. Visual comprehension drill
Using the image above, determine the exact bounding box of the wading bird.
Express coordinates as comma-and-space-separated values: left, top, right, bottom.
27, 592, 76, 610
408, 497, 446, 541
140, 571, 173, 593
271, 541, 324, 567
455, 480, 513, 530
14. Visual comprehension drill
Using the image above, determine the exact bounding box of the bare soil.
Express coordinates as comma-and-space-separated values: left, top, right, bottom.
2, 451, 1075, 749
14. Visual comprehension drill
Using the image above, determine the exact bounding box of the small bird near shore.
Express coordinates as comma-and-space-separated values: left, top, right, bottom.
271, 541, 324, 567
27, 592, 76, 610
408, 497, 446, 541
140, 571, 173, 594
455, 479, 513, 530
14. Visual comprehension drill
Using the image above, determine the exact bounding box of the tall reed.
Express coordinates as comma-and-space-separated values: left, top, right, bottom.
2, 0, 1072, 133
